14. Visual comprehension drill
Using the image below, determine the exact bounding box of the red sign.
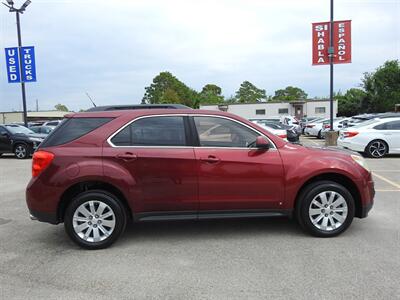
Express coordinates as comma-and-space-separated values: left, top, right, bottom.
312, 20, 352, 65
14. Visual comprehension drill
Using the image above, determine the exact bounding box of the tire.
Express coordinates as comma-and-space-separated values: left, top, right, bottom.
365, 139, 388, 158
64, 190, 127, 250
296, 181, 355, 237
14, 144, 29, 159
317, 130, 322, 139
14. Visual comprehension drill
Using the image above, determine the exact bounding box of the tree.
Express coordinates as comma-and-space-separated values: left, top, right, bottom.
198, 84, 224, 105
362, 60, 400, 112
273, 86, 308, 101
142, 72, 198, 108
235, 81, 266, 103
54, 103, 69, 112
336, 88, 366, 116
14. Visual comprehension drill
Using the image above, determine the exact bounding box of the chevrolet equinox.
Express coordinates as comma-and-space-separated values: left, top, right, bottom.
26, 109, 375, 249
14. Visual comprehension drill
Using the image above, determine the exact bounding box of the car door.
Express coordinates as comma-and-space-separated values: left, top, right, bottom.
0, 126, 12, 153
384, 120, 400, 152
192, 116, 285, 211
103, 115, 198, 213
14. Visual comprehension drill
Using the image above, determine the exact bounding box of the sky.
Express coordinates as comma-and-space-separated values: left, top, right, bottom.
0, 0, 399, 112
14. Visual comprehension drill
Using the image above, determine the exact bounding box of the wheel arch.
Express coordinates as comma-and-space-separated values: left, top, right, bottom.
58, 181, 132, 223
294, 173, 363, 218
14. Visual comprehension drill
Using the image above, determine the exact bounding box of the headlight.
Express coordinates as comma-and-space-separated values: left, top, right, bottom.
351, 155, 370, 172
29, 137, 43, 143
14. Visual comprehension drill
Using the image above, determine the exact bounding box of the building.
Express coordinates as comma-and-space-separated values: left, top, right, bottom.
200, 99, 337, 120
0, 110, 72, 124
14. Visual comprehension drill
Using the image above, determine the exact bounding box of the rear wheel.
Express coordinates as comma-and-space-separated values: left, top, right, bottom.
296, 181, 355, 237
14, 144, 29, 159
64, 190, 127, 249
365, 140, 388, 158
317, 130, 322, 139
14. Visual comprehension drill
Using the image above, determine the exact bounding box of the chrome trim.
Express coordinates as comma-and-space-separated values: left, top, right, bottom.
106, 114, 277, 150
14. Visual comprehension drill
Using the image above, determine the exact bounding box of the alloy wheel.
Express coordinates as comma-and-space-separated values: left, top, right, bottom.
369, 141, 387, 158
15, 145, 27, 159
73, 200, 116, 243
308, 191, 348, 231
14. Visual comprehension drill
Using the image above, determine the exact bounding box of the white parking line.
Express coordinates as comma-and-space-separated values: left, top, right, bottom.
375, 189, 400, 192
373, 172, 400, 189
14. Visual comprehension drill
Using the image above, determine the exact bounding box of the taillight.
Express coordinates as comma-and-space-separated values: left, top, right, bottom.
324, 124, 331, 129
343, 131, 359, 138
32, 151, 54, 177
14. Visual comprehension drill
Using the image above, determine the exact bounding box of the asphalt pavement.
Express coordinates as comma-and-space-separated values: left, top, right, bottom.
0, 139, 399, 299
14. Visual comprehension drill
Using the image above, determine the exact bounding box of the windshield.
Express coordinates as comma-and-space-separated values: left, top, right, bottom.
5, 125, 34, 135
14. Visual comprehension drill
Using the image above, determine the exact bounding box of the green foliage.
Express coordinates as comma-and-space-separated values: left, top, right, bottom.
235, 81, 266, 103
142, 72, 198, 108
361, 60, 400, 113
273, 86, 308, 101
336, 88, 366, 116
198, 84, 224, 105
54, 103, 69, 112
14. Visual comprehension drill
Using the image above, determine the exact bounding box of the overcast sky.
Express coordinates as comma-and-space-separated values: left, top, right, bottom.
0, 0, 399, 112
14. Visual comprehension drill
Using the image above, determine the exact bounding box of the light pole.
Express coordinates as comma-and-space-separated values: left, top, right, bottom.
2, 0, 32, 127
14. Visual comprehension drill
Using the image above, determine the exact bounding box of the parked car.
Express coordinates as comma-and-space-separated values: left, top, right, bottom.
43, 120, 63, 127
300, 117, 323, 133
258, 121, 300, 143
30, 125, 54, 135
280, 116, 301, 134
27, 109, 374, 249
320, 118, 350, 138
338, 117, 400, 158
304, 118, 329, 138
254, 122, 288, 140
0, 124, 46, 159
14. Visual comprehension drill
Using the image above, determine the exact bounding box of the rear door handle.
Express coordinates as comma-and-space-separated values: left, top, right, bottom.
116, 152, 138, 161
200, 155, 220, 164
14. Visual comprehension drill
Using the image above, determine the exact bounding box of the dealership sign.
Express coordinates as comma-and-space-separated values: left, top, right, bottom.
312, 20, 351, 65
5, 46, 37, 83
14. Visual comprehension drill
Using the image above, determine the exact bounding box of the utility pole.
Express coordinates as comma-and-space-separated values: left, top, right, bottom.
3, 0, 32, 127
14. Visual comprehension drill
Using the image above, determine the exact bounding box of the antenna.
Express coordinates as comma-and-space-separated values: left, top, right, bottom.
85, 92, 97, 107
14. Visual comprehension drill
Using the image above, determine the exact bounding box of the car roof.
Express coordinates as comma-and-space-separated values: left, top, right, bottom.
85, 104, 191, 112
67, 109, 244, 119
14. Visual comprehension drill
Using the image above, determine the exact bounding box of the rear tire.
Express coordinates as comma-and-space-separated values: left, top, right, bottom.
365, 139, 388, 158
14, 144, 29, 159
64, 190, 127, 250
296, 181, 355, 237
317, 130, 322, 139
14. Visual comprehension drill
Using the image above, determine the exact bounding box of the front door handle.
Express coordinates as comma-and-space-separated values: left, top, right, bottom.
116, 152, 138, 161
200, 155, 220, 164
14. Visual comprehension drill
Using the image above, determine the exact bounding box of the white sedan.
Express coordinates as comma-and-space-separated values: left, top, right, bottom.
338, 117, 400, 158
304, 118, 329, 138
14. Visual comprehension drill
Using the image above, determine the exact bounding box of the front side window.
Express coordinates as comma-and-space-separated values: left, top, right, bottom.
194, 116, 259, 148
111, 116, 187, 147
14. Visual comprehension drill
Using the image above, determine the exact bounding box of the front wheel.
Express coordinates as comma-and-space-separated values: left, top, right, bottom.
64, 190, 127, 249
296, 181, 355, 237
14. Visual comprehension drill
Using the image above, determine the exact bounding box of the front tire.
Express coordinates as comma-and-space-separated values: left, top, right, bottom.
296, 181, 355, 237
365, 140, 388, 158
64, 190, 127, 249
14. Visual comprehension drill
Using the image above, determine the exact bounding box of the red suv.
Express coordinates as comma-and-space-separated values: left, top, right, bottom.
26, 109, 374, 249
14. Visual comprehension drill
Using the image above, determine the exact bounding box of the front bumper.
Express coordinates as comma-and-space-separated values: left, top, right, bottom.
29, 209, 59, 224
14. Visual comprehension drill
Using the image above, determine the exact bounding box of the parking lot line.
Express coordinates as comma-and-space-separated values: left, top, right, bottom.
375, 189, 400, 192
373, 172, 400, 189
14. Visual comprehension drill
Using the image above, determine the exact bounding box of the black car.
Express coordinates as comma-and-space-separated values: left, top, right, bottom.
263, 122, 300, 143
0, 124, 46, 159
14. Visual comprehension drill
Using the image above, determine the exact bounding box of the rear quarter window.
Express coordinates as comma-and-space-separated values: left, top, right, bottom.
40, 118, 113, 147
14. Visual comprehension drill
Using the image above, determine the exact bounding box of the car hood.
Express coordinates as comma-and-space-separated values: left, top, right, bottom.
282, 142, 356, 157
13, 133, 46, 139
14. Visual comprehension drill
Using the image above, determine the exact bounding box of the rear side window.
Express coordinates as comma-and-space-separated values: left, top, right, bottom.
40, 118, 113, 147
111, 116, 187, 147
375, 120, 400, 130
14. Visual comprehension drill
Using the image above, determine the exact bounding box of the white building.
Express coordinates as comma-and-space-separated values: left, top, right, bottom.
200, 99, 337, 120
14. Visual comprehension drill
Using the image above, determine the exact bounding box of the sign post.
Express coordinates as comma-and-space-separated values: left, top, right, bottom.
312, 1, 351, 145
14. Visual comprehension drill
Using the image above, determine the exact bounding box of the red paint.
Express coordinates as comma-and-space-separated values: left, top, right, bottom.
26, 109, 373, 223
312, 20, 352, 65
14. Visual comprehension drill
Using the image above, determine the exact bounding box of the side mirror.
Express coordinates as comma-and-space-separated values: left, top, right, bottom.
255, 136, 270, 150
